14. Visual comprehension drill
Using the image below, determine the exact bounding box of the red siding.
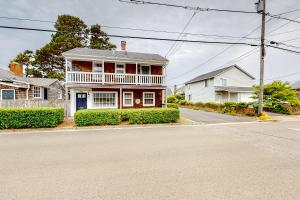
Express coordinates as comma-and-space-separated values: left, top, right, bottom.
151, 65, 163, 75
91, 88, 163, 109
104, 62, 115, 73
72, 61, 92, 72
126, 64, 136, 74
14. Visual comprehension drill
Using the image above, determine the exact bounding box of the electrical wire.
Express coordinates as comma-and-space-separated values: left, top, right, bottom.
0, 16, 260, 41
0, 25, 261, 46
119, 0, 258, 14
165, 11, 197, 58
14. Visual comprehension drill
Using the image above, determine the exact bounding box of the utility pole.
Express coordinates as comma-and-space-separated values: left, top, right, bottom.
256, 0, 266, 115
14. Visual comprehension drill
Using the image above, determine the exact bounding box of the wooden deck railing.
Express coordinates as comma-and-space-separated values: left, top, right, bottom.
67, 72, 165, 85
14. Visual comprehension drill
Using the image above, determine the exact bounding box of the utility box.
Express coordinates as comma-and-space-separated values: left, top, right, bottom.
255, 0, 264, 13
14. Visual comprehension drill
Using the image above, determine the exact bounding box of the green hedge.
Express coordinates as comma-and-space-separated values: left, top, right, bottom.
75, 109, 121, 126
0, 107, 64, 129
180, 101, 256, 116
74, 108, 180, 126
167, 103, 179, 109
124, 108, 179, 124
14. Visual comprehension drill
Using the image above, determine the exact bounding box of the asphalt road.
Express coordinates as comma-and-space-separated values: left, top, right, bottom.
180, 107, 255, 124
1, 121, 300, 200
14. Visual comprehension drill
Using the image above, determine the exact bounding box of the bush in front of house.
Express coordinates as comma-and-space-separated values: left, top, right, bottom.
180, 101, 257, 116
75, 109, 121, 126
74, 108, 180, 126
0, 107, 64, 129
167, 103, 179, 109
125, 108, 180, 124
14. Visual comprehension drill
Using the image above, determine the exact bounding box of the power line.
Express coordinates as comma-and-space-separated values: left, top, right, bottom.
0, 24, 261, 46
119, 0, 258, 14
0, 15, 260, 41
165, 11, 197, 57
267, 13, 300, 25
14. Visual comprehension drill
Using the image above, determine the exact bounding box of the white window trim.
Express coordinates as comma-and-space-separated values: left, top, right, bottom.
1, 89, 15, 100
123, 91, 133, 107
143, 92, 155, 107
115, 63, 126, 74
92, 61, 103, 73
220, 78, 227, 86
33, 86, 42, 99
92, 91, 118, 109
139, 65, 151, 75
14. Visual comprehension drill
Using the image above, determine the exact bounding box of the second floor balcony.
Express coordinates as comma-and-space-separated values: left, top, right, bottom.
67, 71, 165, 85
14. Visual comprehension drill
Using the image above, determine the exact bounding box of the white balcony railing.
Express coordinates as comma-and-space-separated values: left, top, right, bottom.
67, 72, 165, 85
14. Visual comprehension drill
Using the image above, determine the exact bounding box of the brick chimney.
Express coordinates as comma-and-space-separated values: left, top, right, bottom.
121, 41, 127, 51
9, 62, 23, 77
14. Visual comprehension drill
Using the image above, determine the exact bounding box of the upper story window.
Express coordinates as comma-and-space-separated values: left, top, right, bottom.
33, 87, 42, 98
116, 64, 125, 74
205, 80, 209, 87
220, 78, 227, 86
93, 62, 103, 73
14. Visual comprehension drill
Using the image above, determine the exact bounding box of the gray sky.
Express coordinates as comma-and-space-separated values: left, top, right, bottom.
0, 0, 300, 87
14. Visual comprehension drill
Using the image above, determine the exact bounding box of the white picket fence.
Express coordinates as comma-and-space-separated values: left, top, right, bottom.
0, 100, 70, 116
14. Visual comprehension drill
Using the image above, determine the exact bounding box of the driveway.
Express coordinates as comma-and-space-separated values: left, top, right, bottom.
1, 121, 300, 200
180, 107, 255, 124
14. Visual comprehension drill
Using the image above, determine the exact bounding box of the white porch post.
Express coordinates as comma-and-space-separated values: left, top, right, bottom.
102, 60, 105, 84
65, 57, 68, 83
135, 62, 138, 85
120, 88, 122, 109
228, 91, 231, 102
26, 87, 29, 100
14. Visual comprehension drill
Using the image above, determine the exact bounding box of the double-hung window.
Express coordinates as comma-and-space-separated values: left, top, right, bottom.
220, 78, 227, 86
33, 87, 41, 98
93, 63, 103, 73
123, 92, 133, 107
93, 92, 117, 108
116, 64, 125, 74
143, 92, 155, 106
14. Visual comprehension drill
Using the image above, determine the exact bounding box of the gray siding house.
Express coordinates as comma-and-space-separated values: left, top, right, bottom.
0, 68, 64, 100
185, 65, 255, 103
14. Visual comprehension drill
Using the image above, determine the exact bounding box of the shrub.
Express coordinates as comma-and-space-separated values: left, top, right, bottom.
75, 109, 121, 126
74, 108, 180, 126
167, 96, 178, 103
178, 100, 187, 105
0, 107, 64, 129
167, 103, 179, 109
124, 108, 180, 124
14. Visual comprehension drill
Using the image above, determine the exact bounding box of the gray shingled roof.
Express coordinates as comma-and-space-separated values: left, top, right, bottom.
26, 78, 58, 87
0, 68, 28, 82
186, 65, 255, 84
215, 86, 254, 92
0, 68, 59, 87
62, 48, 168, 63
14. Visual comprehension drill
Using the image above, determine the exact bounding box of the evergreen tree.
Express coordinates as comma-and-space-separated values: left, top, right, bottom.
89, 24, 116, 50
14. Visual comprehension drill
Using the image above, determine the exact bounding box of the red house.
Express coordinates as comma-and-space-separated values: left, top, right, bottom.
62, 44, 168, 116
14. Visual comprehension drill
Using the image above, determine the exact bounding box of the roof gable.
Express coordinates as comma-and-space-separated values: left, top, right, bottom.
186, 65, 255, 84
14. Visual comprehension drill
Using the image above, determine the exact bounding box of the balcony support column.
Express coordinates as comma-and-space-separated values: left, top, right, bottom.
102, 60, 105, 84
135, 62, 138, 85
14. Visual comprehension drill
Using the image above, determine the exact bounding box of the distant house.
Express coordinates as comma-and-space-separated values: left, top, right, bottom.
184, 65, 255, 103
292, 81, 300, 99
0, 64, 64, 100
62, 43, 168, 116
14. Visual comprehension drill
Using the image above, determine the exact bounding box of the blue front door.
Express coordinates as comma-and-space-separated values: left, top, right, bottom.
76, 93, 87, 111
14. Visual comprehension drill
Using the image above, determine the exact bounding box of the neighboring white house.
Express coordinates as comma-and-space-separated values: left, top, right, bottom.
184, 65, 255, 103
